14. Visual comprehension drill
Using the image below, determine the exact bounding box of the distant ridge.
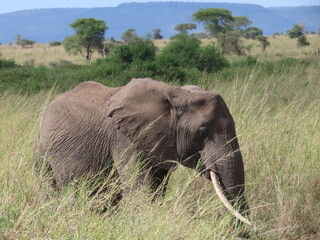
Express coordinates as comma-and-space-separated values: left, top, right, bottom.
0, 2, 319, 43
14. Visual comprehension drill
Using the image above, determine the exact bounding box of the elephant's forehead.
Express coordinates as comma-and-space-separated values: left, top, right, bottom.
187, 92, 220, 111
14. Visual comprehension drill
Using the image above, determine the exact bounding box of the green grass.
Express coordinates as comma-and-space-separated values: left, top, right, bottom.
0, 57, 319, 239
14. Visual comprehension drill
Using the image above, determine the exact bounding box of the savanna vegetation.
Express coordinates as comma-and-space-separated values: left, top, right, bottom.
0, 10, 320, 239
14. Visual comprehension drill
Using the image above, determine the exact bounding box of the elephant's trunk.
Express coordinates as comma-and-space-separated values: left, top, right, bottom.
210, 171, 251, 225
204, 143, 251, 225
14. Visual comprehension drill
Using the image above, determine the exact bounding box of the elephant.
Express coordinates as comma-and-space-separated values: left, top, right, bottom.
35, 78, 251, 225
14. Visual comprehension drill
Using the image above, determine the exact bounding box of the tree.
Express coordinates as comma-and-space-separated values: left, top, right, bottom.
297, 35, 310, 47
16, 39, 36, 48
232, 16, 252, 31
63, 18, 108, 60
190, 32, 209, 40
217, 30, 244, 55
192, 8, 234, 36
257, 35, 270, 51
174, 23, 197, 34
152, 28, 163, 40
121, 28, 140, 43
243, 27, 263, 39
49, 41, 62, 47
287, 24, 304, 39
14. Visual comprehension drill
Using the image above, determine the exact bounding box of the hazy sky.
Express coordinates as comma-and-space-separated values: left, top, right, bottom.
0, 0, 319, 14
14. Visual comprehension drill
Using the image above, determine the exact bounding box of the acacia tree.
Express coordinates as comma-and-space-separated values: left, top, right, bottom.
121, 28, 140, 43
152, 28, 163, 40
16, 39, 36, 48
257, 35, 270, 51
174, 23, 197, 34
217, 30, 244, 55
63, 18, 108, 60
243, 27, 263, 39
232, 16, 252, 31
192, 8, 234, 36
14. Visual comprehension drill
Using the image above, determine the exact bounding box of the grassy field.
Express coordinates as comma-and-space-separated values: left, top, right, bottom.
0, 37, 320, 239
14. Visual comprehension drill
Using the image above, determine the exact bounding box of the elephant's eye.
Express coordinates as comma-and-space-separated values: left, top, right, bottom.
198, 127, 209, 139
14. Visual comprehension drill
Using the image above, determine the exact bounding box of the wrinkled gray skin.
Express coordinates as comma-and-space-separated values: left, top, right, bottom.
36, 78, 248, 212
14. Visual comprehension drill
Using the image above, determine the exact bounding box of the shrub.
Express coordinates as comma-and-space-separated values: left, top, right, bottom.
297, 35, 310, 47
217, 30, 245, 55
0, 59, 18, 68
287, 24, 304, 39
197, 44, 229, 73
243, 27, 263, 39
94, 58, 128, 76
113, 44, 133, 63
48, 41, 62, 47
158, 35, 200, 68
49, 60, 78, 68
157, 35, 228, 75
257, 35, 270, 51
113, 39, 157, 63
232, 56, 257, 67
121, 28, 140, 43
16, 39, 36, 48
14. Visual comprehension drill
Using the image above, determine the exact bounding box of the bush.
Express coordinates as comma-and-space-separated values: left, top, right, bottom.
157, 35, 228, 76
113, 44, 133, 63
49, 60, 78, 68
287, 24, 304, 39
243, 27, 263, 39
94, 58, 128, 76
297, 35, 310, 47
48, 41, 62, 47
257, 35, 270, 51
0, 59, 18, 68
160, 35, 200, 68
197, 44, 229, 73
95, 35, 228, 84
113, 39, 157, 63
232, 56, 257, 67
217, 31, 245, 55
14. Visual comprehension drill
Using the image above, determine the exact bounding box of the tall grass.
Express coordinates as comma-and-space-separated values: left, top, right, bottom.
0, 58, 319, 239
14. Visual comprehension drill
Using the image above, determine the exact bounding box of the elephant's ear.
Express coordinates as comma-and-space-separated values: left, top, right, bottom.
106, 78, 179, 168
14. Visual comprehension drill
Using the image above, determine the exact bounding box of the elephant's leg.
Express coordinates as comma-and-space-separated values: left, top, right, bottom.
149, 167, 170, 199
111, 131, 171, 199
118, 166, 170, 200
34, 154, 58, 189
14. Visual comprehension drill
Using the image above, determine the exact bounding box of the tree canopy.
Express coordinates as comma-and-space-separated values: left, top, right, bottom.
16, 39, 36, 48
257, 35, 270, 51
174, 23, 197, 34
232, 16, 252, 30
63, 18, 108, 60
243, 27, 263, 39
287, 24, 304, 39
152, 28, 163, 40
121, 28, 140, 43
192, 8, 234, 36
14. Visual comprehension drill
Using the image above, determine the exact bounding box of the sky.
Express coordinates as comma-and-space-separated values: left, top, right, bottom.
0, 0, 319, 14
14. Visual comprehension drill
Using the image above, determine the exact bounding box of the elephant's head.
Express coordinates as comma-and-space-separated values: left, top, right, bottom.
107, 78, 250, 224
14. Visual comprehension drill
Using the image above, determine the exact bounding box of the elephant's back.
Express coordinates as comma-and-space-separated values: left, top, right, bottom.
39, 82, 120, 153
62, 81, 121, 108
46, 81, 120, 118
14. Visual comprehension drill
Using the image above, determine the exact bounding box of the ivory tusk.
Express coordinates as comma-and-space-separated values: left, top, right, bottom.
210, 171, 252, 226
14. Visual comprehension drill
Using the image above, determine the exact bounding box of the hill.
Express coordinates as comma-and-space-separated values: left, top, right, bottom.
0, 2, 319, 43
